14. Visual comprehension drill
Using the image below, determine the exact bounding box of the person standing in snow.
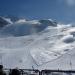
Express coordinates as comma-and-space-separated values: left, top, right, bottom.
0, 65, 6, 75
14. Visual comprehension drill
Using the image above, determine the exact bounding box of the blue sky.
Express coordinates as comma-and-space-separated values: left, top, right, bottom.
0, 0, 75, 23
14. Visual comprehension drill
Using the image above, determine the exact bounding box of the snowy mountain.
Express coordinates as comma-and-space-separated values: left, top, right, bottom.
0, 16, 27, 28
0, 19, 57, 37
0, 16, 12, 27
0, 17, 75, 70
4, 16, 21, 23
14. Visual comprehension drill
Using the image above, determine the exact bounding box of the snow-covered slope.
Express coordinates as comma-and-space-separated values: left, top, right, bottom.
0, 18, 75, 70
0, 16, 27, 28
0, 16, 12, 27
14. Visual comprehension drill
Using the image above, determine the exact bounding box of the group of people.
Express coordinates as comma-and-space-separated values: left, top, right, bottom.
0, 65, 21, 75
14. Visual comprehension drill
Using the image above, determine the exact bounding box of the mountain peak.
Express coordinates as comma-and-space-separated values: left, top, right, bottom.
0, 16, 11, 27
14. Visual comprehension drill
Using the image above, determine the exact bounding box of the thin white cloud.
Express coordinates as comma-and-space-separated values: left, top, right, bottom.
58, 0, 75, 6
66, 0, 75, 6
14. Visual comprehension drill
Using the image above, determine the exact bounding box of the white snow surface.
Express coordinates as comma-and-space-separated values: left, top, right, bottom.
3, 17, 13, 24
16, 19, 27, 23
0, 20, 75, 70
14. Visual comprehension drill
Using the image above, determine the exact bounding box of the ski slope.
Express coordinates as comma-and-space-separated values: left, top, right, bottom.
0, 19, 75, 70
